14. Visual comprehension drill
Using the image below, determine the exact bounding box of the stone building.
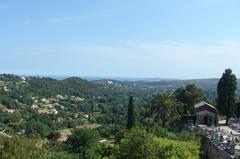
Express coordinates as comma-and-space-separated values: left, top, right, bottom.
194, 101, 217, 126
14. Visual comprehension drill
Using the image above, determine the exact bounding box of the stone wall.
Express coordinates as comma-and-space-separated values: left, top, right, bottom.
200, 136, 233, 159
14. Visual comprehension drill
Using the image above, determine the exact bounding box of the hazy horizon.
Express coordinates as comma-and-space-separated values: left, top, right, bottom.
0, 73, 224, 81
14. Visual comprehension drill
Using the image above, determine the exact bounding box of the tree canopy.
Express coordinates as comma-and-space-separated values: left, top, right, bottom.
174, 84, 204, 114
149, 92, 180, 128
217, 69, 237, 124
126, 96, 136, 130
66, 128, 102, 159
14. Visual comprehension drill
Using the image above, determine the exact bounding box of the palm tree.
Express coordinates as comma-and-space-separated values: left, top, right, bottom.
149, 92, 178, 127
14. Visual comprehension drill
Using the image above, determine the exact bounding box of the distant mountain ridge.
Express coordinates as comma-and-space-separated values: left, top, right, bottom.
1, 74, 240, 100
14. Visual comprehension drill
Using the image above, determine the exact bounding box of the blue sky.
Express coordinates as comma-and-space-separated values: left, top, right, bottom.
1, 0, 240, 79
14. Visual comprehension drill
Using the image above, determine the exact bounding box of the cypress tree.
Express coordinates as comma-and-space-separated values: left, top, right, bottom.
126, 96, 136, 129
217, 69, 237, 125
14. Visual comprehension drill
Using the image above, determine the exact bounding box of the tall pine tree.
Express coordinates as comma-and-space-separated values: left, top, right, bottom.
126, 96, 136, 130
217, 69, 237, 125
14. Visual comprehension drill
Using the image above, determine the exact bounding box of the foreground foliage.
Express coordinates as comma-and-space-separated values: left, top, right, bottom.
114, 128, 200, 159
0, 136, 48, 159
0, 136, 79, 159
0, 126, 200, 159
66, 128, 103, 159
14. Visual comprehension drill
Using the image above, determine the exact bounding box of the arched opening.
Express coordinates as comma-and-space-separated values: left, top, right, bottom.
204, 115, 213, 126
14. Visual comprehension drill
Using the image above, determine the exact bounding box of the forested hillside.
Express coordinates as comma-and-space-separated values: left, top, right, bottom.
0, 73, 235, 137
95, 78, 240, 100
0, 74, 218, 158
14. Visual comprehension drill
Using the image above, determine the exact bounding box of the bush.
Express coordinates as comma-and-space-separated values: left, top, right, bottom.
0, 136, 48, 159
47, 131, 61, 141
66, 128, 103, 159
114, 128, 200, 159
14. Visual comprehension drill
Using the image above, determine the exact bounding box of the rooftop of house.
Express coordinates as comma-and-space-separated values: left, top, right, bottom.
194, 101, 217, 114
